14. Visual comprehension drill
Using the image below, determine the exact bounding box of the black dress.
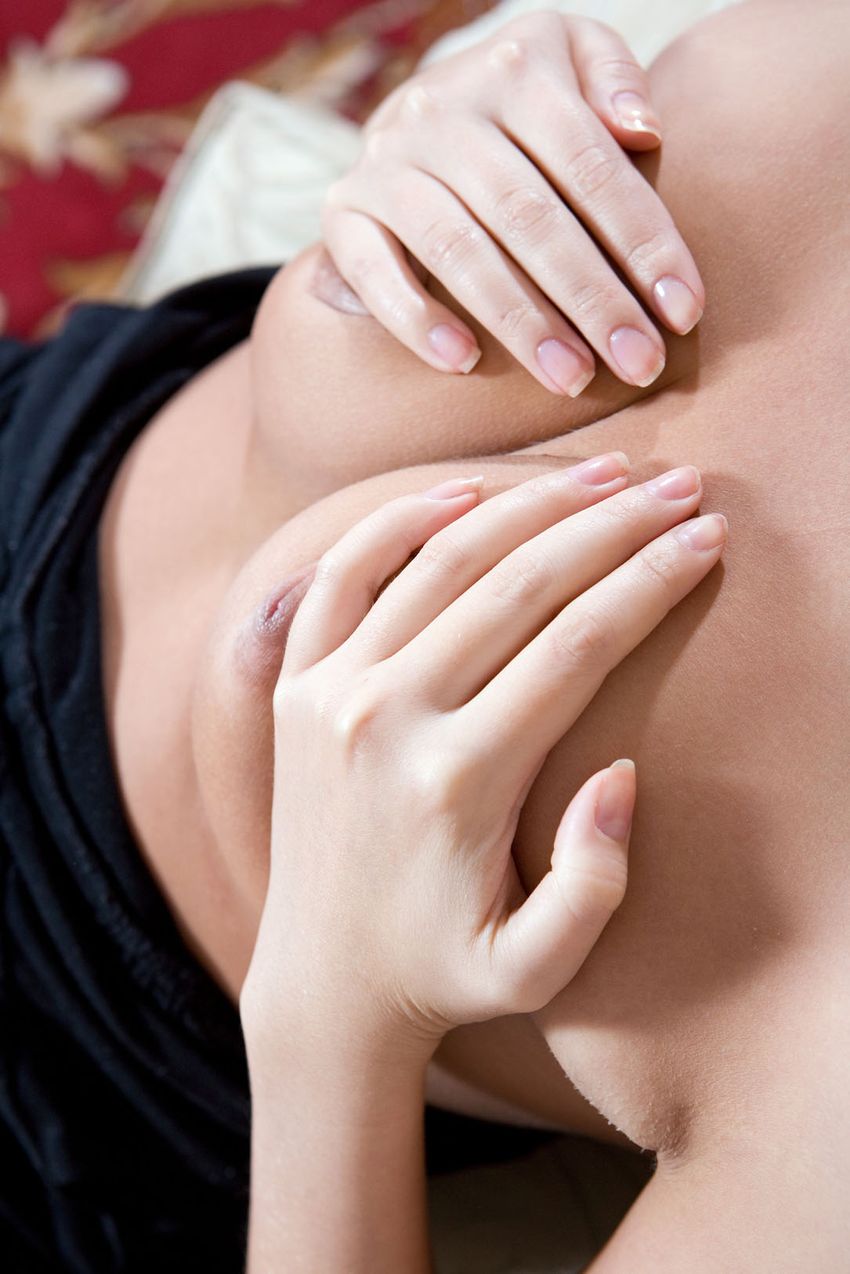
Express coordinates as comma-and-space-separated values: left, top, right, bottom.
0, 270, 276, 1273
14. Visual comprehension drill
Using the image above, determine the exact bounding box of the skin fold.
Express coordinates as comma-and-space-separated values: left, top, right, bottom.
98, 0, 850, 1263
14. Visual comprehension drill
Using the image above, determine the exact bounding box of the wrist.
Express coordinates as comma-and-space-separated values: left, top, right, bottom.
240, 967, 439, 1089
246, 1029, 429, 1136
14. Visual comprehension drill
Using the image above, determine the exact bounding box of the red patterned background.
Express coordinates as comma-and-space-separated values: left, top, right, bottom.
0, 0, 495, 339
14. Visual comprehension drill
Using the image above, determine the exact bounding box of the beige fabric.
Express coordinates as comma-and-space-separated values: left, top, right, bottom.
121, 0, 739, 304
120, 85, 361, 303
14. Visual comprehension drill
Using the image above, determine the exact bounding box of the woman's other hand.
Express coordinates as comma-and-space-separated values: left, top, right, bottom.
240, 452, 727, 1066
319, 12, 704, 397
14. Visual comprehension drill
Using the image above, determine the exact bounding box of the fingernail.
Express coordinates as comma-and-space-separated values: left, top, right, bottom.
645, 465, 701, 500
675, 513, 728, 550
609, 327, 665, 387
595, 759, 636, 842
536, 338, 595, 397
569, 451, 630, 486
653, 275, 703, 335
424, 475, 485, 500
428, 324, 481, 373
612, 91, 662, 141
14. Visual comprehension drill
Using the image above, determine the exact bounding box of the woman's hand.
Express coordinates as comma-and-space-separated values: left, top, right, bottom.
241, 452, 727, 1067
320, 11, 704, 397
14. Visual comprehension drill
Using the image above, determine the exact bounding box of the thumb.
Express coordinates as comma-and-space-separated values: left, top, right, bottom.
489, 760, 635, 1015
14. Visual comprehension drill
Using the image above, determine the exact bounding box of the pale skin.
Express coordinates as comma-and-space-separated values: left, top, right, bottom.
97, 1, 850, 1269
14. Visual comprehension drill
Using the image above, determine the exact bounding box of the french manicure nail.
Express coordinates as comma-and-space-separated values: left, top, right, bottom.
595, 759, 636, 842
676, 513, 728, 550
653, 275, 703, 335
424, 475, 485, 500
428, 324, 481, 373
609, 327, 665, 387
570, 452, 630, 486
536, 338, 595, 397
645, 466, 701, 500
612, 91, 662, 140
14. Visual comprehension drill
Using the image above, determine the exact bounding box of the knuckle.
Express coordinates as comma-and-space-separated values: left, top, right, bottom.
550, 605, 618, 671
590, 54, 644, 85
311, 551, 345, 591
332, 677, 388, 755
560, 859, 629, 927
495, 296, 540, 340
272, 670, 319, 727
600, 491, 645, 530
399, 81, 440, 120
489, 550, 555, 606
420, 218, 481, 274
636, 544, 681, 597
487, 35, 529, 72
624, 229, 671, 279
410, 751, 468, 815
496, 185, 560, 240
565, 142, 620, 199
414, 530, 469, 583
569, 276, 622, 322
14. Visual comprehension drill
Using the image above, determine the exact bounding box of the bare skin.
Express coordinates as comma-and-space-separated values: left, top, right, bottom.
98, 0, 850, 1263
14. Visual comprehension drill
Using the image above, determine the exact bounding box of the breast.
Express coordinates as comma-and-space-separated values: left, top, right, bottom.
511, 353, 850, 1155
247, 242, 694, 514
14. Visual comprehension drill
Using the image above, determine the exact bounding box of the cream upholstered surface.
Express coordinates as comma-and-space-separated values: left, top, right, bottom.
121, 0, 739, 304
